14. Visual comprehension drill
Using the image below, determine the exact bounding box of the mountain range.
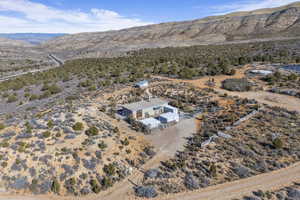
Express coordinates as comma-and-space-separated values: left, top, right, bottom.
1, 2, 300, 60
0, 33, 66, 45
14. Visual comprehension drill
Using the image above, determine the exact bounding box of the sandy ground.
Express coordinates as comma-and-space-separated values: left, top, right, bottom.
145, 118, 196, 157
0, 117, 197, 200
1, 64, 300, 200
216, 89, 300, 113
154, 65, 300, 112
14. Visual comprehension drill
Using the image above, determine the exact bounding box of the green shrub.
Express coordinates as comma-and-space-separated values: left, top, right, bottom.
98, 141, 107, 150
7, 95, 18, 103
103, 164, 116, 176
0, 141, 9, 148
101, 176, 113, 189
24, 92, 30, 98
121, 138, 129, 146
85, 126, 99, 136
25, 121, 32, 133
72, 122, 84, 131
90, 179, 101, 193
0, 123, 5, 130
42, 131, 51, 138
273, 138, 283, 149
39, 91, 51, 99
18, 142, 29, 152
29, 179, 38, 193
29, 94, 39, 101
51, 178, 60, 194
47, 120, 54, 128
1, 161, 8, 168
69, 177, 76, 185
79, 80, 92, 88
113, 127, 120, 133
48, 84, 62, 94
209, 163, 218, 177
65, 95, 78, 101
88, 85, 97, 91
126, 149, 132, 154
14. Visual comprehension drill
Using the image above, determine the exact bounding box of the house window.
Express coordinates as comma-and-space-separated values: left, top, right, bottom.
153, 106, 161, 110
136, 110, 143, 119
145, 112, 150, 118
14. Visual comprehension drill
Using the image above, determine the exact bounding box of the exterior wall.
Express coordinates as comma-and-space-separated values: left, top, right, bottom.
122, 108, 134, 118
123, 103, 169, 120
135, 82, 149, 88
140, 104, 168, 119
159, 113, 179, 123
132, 111, 137, 119
140, 118, 161, 129
159, 117, 168, 124
164, 106, 178, 114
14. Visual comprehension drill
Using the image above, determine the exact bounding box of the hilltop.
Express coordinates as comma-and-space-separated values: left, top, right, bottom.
42, 2, 300, 59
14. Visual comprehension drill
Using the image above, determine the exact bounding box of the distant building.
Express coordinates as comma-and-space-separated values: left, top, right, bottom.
121, 98, 169, 120
134, 80, 149, 89
250, 70, 273, 75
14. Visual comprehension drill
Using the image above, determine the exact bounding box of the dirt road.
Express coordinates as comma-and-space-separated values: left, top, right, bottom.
157, 162, 300, 200
1, 66, 300, 200
0, 54, 63, 82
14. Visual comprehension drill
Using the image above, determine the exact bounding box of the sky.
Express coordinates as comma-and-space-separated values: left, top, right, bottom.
0, 0, 299, 33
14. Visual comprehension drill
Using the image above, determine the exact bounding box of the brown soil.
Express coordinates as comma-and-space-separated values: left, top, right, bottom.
1, 64, 300, 200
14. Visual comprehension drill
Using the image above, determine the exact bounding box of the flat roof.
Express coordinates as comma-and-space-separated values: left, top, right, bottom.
135, 80, 148, 85
250, 70, 273, 75
159, 112, 179, 119
122, 98, 168, 112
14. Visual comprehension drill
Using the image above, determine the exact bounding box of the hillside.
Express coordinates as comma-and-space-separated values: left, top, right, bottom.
0, 38, 53, 73
0, 37, 32, 47
0, 33, 66, 45
0, 37, 48, 61
42, 2, 300, 59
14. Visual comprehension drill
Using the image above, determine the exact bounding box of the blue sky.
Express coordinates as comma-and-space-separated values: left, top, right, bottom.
0, 0, 298, 33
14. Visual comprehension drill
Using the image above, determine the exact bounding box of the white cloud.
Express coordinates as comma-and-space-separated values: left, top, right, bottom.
208, 0, 299, 15
0, 0, 152, 33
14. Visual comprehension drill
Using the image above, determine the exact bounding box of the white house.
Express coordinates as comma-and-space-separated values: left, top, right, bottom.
158, 112, 180, 124
139, 118, 161, 129
121, 98, 169, 120
134, 80, 149, 89
122, 98, 180, 130
250, 70, 273, 75
164, 105, 178, 114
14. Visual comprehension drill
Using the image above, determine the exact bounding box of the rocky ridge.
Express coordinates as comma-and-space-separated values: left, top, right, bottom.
42, 2, 300, 59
